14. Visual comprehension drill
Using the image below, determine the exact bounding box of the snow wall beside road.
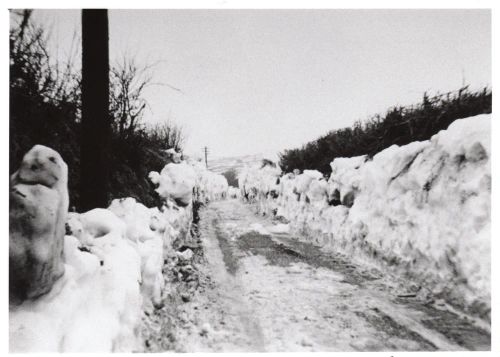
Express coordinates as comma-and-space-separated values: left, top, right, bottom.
10, 155, 229, 352
240, 114, 491, 318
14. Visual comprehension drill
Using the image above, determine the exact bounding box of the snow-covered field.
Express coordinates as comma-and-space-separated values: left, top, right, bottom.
9, 154, 229, 352
239, 114, 491, 317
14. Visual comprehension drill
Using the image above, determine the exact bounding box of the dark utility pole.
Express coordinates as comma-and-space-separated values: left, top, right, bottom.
80, 9, 110, 211
203, 146, 209, 168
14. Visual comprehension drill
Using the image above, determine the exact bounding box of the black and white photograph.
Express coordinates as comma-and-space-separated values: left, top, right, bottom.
4, 1, 496, 354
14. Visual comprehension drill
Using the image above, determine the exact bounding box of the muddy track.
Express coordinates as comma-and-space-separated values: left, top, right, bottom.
146, 199, 490, 352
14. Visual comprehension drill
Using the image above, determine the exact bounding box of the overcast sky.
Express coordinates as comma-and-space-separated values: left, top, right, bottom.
28, 9, 491, 159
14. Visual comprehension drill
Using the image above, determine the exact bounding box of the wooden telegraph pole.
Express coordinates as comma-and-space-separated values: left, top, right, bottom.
80, 9, 110, 211
202, 146, 209, 168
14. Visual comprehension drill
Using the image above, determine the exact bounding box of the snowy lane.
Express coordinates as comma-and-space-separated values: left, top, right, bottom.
176, 199, 490, 352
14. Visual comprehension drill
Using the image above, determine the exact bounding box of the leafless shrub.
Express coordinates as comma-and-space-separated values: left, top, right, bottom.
147, 120, 186, 152
279, 87, 492, 175
110, 57, 152, 135
10, 10, 187, 209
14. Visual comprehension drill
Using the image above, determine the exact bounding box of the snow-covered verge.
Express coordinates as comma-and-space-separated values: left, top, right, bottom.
10, 154, 229, 352
149, 158, 229, 205
240, 114, 491, 317
190, 159, 229, 202
228, 186, 240, 199
238, 161, 281, 202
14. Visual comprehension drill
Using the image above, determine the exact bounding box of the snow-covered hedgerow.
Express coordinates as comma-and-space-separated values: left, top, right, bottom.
10, 208, 143, 352
149, 161, 197, 207
190, 159, 229, 202
10, 154, 228, 352
238, 161, 281, 203
228, 186, 240, 199
149, 158, 229, 205
243, 114, 491, 316
10, 198, 192, 352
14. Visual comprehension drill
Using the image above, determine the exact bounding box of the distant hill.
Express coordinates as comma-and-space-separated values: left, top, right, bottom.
208, 154, 264, 174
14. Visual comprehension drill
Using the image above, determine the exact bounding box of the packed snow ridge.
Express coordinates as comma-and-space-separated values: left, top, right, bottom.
238, 114, 491, 317
9, 149, 229, 352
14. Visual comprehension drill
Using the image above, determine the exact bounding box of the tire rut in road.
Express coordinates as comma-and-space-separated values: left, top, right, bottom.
202, 201, 491, 351
216, 225, 382, 286
354, 307, 437, 351
212, 217, 241, 275
395, 299, 491, 350
242, 230, 491, 351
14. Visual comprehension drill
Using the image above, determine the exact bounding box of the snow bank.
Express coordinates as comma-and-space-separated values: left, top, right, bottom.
191, 159, 229, 202
10, 150, 224, 352
108, 197, 188, 309
9, 145, 69, 302
238, 160, 281, 203
245, 114, 491, 314
10, 197, 195, 352
10, 209, 142, 352
149, 161, 197, 207
228, 186, 240, 199
149, 157, 229, 205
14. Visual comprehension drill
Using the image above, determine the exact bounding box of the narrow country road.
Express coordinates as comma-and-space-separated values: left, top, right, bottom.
171, 199, 490, 352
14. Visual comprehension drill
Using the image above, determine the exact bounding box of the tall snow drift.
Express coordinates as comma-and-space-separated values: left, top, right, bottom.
149, 161, 197, 206
149, 157, 229, 205
238, 161, 281, 200
10, 209, 143, 352
245, 114, 491, 316
10, 149, 225, 352
9, 145, 69, 303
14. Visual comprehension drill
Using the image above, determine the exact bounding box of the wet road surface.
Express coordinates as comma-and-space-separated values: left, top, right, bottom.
170, 199, 490, 352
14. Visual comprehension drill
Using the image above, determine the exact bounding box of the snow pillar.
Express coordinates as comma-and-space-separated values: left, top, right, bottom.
9, 145, 69, 303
